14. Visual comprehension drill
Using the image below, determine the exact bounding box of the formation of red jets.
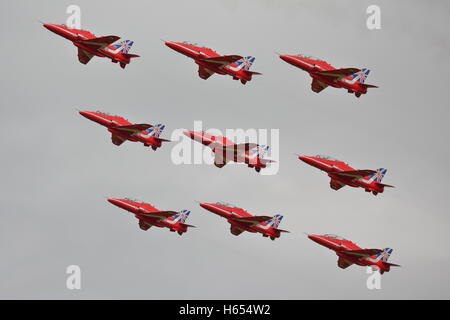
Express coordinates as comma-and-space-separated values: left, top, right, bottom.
44, 24, 399, 274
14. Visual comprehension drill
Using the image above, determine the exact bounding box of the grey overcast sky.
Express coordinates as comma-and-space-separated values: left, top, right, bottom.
1, 0, 449, 299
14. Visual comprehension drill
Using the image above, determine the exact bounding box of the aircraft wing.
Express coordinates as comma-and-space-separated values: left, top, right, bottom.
77, 48, 94, 65
139, 210, 179, 220
230, 225, 245, 236
314, 68, 360, 80
213, 151, 233, 168
138, 219, 152, 231
216, 142, 259, 154
111, 134, 126, 146
333, 169, 377, 180
337, 257, 354, 269
234, 143, 259, 153
198, 66, 215, 80
329, 178, 346, 191
311, 79, 329, 93
78, 35, 121, 51
111, 124, 153, 135
340, 248, 383, 258
231, 215, 272, 226
199, 55, 243, 69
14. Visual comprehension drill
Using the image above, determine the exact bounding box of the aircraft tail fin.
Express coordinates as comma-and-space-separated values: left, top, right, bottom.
368, 168, 387, 183
235, 56, 256, 71
264, 214, 284, 228
350, 68, 370, 84
374, 248, 393, 262
145, 124, 165, 137
171, 209, 191, 223
111, 40, 134, 53
250, 145, 270, 158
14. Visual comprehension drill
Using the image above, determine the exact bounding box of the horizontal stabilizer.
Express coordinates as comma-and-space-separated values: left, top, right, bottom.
341, 248, 383, 258
361, 83, 378, 89
385, 262, 401, 267
123, 53, 140, 59
260, 159, 276, 164
154, 137, 171, 143
180, 223, 196, 228
274, 228, 289, 233
378, 183, 395, 188
334, 169, 376, 179
243, 70, 262, 76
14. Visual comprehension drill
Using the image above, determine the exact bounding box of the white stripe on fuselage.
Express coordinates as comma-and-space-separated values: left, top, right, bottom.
318, 237, 352, 250
289, 56, 324, 70
113, 199, 141, 211
207, 204, 244, 218
87, 113, 122, 126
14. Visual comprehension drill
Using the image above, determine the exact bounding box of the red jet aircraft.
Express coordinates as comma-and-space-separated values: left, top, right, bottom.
108, 198, 195, 235
298, 155, 394, 195
307, 234, 400, 274
43, 23, 139, 68
79, 110, 169, 150
279, 54, 377, 97
165, 41, 261, 84
184, 130, 275, 172
199, 202, 288, 240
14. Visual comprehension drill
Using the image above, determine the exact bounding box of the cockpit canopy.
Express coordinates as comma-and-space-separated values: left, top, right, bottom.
96, 111, 125, 119
60, 23, 88, 32
181, 41, 215, 51
323, 234, 348, 241
315, 155, 340, 162
296, 54, 323, 61
124, 197, 148, 204
214, 202, 239, 208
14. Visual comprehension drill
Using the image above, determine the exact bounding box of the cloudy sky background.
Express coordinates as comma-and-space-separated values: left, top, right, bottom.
1, 0, 449, 299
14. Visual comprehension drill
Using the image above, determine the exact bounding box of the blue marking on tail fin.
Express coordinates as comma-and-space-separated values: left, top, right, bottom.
350, 68, 370, 83
235, 56, 255, 71
111, 40, 134, 53
375, 248, 393, 262
145, 124, 165, 137
368, 168, 387, 183
265, 214, 283, 228
250, 145, 269, 157
179, 210, 190, 223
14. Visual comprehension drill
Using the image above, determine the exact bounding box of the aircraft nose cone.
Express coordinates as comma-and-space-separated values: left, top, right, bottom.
279, 55, 289, 62
199, 203, 211, 210
43, 24, 58, 33
307, 234, 321, 243
298, 155, 310, 163
280, 55, 294, 63
107, 198, 120, 206
165, 41, 177, 50
79, 111, 94, 120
